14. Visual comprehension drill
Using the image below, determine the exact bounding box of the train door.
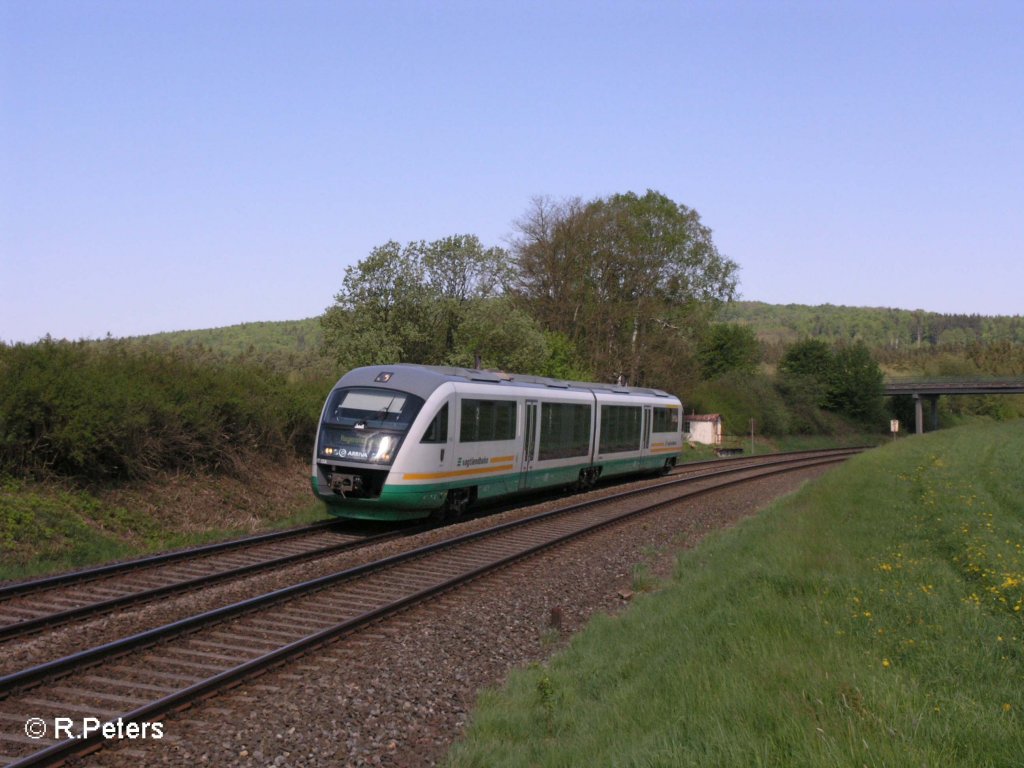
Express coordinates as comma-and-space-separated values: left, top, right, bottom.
420, 398, 453, 472
641, 405, 653, 456
520, 400, 539, 489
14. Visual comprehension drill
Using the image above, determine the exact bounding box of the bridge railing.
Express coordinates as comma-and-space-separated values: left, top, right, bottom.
884, 375, 1024, 385
882, 376, 1024, 396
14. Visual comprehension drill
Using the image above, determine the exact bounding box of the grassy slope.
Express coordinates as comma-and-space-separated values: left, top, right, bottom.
124, 304, 1024, 361
133, 317, 324, 355
0, 459, 326, 582
447, 421, 1024, 767
719, 300, 1024, 347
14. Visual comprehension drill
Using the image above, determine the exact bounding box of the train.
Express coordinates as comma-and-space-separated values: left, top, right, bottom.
311, 364, 684, 521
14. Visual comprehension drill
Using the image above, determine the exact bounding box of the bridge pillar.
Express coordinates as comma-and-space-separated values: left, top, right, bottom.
913, 393, 940, 434
928, 395, 940, 431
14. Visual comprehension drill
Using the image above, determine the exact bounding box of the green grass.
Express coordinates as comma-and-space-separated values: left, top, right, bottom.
0, 477, 328, 581
446, 420, 1024, 767
677, 432, 882, 464
0, 477, 162, 579
767, 432, 885, 452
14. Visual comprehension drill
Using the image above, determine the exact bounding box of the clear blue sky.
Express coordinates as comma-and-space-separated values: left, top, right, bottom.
2, 1, 1022, 343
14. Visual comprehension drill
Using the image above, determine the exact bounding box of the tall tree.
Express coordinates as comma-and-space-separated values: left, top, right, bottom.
697, 323, 760, 379
420, 235, 511, 357
321, 236, 512, 369
512, 190, 738, 389
447, 296, 549, 373
321, 241, 431, 367
511, 196, 596, 341
778, 338, 884, 425
826, 342, 885, 424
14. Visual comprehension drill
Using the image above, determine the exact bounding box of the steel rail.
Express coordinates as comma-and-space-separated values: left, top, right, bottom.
0, 446, 861, 601
0, 449, 859, 693
0, 519, 347, 599
0, 527, 414, 642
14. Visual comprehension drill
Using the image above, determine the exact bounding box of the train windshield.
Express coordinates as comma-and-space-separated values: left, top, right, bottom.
318, 387, 425, 465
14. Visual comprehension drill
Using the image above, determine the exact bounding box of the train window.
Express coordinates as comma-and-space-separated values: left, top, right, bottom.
421, 403, 449, 444
652, 407, 679, 432
538, 403, 591, 460
324, 387, 423, 431
460, 399, 517, 442
318, 387, 425, 466
599, 405, 642, 453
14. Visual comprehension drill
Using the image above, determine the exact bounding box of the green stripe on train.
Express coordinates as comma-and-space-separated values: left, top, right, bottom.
317, 452, 676, 521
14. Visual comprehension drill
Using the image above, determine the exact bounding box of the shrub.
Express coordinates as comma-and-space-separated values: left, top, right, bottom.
689, 372, 791, 436
0, 339, 328, 482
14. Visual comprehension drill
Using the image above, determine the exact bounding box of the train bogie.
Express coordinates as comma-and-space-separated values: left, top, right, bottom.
311, 365, 683, 521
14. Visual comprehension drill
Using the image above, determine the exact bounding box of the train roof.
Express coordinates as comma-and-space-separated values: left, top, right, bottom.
332, 364, 677, 402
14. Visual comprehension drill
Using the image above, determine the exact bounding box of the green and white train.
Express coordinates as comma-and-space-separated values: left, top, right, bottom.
311, 364, 684, 521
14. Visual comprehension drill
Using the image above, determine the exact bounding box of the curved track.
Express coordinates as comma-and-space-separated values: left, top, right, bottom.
0, 448, 860, 767
0, 449, 854, 643
0, 522, 413, 642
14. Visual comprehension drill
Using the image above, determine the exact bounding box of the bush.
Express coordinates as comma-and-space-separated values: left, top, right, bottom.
697, 323, 760, 379
0, 339, 328, 482
779, 339, 885, 426
689, 372, 791, 436
775, 374, 849, 435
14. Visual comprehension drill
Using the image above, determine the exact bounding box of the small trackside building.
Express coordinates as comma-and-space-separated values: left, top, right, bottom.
685, 413, 723, 446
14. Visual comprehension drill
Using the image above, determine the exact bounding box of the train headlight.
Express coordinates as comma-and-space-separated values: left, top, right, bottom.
371, 435, 393, 462
323, 446, 335, 456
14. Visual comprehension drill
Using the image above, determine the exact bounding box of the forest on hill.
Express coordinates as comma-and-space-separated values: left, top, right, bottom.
7, 291, 1018, 487
133, 318, 331, 379
138, 301, 1024, 372
720, 301, 1024, 349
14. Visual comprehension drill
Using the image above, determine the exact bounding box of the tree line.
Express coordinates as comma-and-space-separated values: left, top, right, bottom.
321, 190, 739, 398
320, 189, 895, 435
722, 301, 1024, 350
0, 339, 325, 482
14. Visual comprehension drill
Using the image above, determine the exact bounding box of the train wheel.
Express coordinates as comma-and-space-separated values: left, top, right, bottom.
444, 488, 471, 519
576, 467, 599, 492
428, 504, 448, 523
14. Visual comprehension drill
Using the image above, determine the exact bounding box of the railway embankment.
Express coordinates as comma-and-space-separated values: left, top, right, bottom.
448, 420, 1024, 767
0, 457, 320, 582
0, 339, 331, 580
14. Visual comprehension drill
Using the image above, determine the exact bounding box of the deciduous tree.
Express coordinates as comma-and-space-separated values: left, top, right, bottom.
697, 323, 760, 379
321, 241, 430, 367
778, 338, 884, 425
826, 342, 885, 424
321, 236, 513, 369
511, 190, 738, 390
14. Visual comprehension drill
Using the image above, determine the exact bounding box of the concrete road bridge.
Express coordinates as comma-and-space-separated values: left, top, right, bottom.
883, 378, 1024, 434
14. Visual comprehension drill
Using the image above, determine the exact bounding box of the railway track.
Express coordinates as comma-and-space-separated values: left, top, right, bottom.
0, 448, 859, 767
0, 521, 416, 643
0, 448, 852, 646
